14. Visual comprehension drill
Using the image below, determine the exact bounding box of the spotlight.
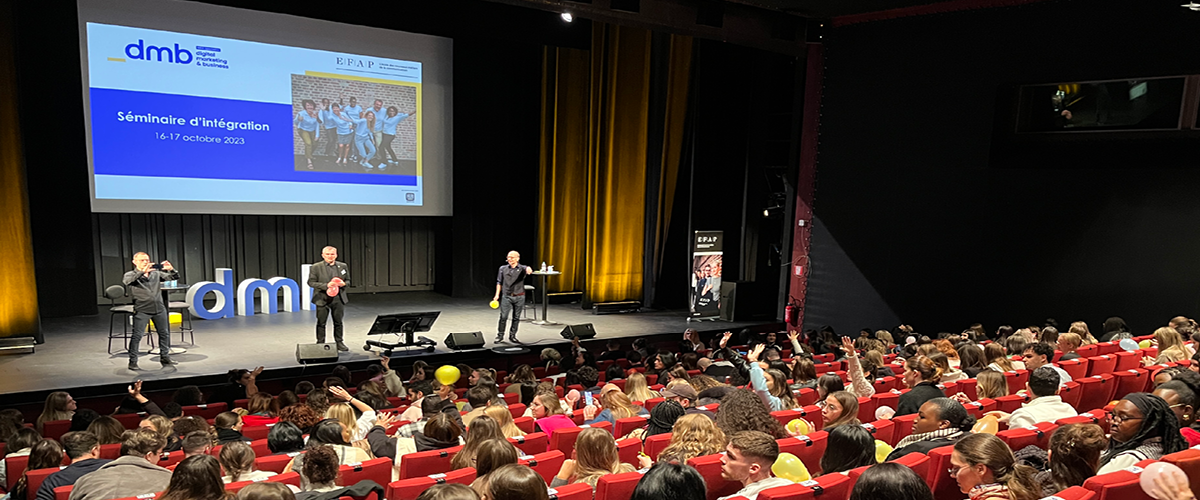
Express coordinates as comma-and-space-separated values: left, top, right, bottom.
561, 12, 574, 22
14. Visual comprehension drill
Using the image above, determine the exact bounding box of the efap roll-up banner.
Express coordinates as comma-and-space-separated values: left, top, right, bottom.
690, 231, 723, 318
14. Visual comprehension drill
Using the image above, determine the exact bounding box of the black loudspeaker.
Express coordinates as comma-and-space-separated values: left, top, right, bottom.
445, 331, 485, 350
559, 323, 597, 340
296, 343, 339, 364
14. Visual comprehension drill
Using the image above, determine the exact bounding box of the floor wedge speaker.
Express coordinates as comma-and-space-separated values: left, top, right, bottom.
296, 343, 339, 364
445, 331, 486, 350
559, 323, 597, 340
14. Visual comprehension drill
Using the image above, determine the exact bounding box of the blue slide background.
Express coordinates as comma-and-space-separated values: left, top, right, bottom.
90, 87, 417, 187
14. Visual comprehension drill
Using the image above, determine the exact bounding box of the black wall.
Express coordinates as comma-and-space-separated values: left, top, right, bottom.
809, 0, 1200, 334
13, 0, 586, 317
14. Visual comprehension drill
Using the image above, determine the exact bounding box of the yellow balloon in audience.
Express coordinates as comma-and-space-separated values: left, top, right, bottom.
874, 439, 893, 463
786, 419, 812, 436
1138, 339, 1152, 349
434, 365, 461, 386
771, 452, 811, 483
973, 414, 999, 435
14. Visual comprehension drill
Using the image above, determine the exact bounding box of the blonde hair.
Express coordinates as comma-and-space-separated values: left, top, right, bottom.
1057, 332, 1082, 351
658, 414, 726, 464
324, 403, 357, 433
571, 428, 634, 489
624, 372, 658, 402
687, 374, 724, 393
984, 343, 1013, 372
601, 391, 640, 420
976, 370, 1008, 400
143, 414, 175, 444
1155, 327, 1189, 362
1069, 322, 1097, 345
863, 350, 885, 371
483, 405, 524, 438
874, 330, 894, 345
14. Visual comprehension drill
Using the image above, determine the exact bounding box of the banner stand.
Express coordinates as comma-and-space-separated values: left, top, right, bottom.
687, 230, 723, 322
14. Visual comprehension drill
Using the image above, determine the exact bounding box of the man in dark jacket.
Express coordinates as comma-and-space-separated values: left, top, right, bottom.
68, 429, 170, 500
308, 246, 350, 351
36, 432, 111, 500
121, 252, 179, 370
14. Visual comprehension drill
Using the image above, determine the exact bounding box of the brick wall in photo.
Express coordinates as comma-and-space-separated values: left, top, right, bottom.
290, 74, 418, 159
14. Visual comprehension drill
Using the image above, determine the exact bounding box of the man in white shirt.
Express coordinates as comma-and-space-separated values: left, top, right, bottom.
987, 366, 1077, 427
1023, 342, 1072, 386
719, 431, 793, 500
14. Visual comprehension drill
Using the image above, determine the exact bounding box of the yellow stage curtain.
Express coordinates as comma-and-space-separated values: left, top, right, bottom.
0, 2, 41, 337
539, 24, 692, 304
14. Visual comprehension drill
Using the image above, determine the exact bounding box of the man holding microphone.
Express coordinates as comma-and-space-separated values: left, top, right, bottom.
494, 251, 534, 344
122, 252, 179, 370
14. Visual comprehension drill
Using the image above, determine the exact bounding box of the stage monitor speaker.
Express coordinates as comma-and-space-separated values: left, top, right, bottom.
445, 331, 485, 350
296, 343, 339, 364
559, 323, 597, 340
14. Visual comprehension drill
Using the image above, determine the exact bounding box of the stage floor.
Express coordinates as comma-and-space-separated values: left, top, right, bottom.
1, 291, 756, 396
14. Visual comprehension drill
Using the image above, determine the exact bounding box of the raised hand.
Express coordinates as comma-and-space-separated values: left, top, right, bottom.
380, 355, 391, 370
583, 404, 599, 421
840, 336, 857, 356
720, 331, 733, 349
329, 386, 353, 402
128, 380, 143, 397
250, 366, 264, 380
788, 330, 800, 342
748, 343, 766, 362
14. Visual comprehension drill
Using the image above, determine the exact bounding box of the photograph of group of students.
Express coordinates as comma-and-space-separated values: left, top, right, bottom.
291, 81, 417, 176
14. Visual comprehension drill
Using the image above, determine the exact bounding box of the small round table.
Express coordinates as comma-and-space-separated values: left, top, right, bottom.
530, 271, 561, 326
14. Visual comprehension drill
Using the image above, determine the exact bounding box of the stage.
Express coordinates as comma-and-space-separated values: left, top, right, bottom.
1, 291, 764, 398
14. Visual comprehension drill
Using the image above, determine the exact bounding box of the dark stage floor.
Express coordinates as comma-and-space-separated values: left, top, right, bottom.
1, 291, 757, 396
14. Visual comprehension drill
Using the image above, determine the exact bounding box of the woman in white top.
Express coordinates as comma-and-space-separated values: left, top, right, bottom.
219, 440, 277, 484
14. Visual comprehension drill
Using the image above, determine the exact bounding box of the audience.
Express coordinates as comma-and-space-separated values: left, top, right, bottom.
1151, 327, 1191, 365
984, 343, 1014, 372
849, 462, 933, 500
887, 398, 974, 460
896, 355, 945, 416
585, 387, 647, 426
467, 439, 519, 497
158, 455, 231, 500
182, 430, 214, 457
415, 412, 464, 452
652, 413, 726, 466
718, 431, 791, 500
266, 422, 306, 455
789, 357, 818, 391
551, 427, 635, 491
1153, 380, 1200, 446
488, 464, 548, 500
36, 391, 76, 433
527, 393, 575, 434
219, 440, 276, 483
12, 439, 63, 500
242, 393, 281, 426
451, 416, 505, 470
1022, 343, 1072, 385
950, 433, 1040, 500
821, 391, 861, 429
483, 405, 524, 439
638, 400, 687, 442
820, 425, 877, 475
714, 389, 788, 439
324, 386, 377, 441
85, 416, 125, 445
69, 429, 172, 500
986, 366, 1076, 426
630, 462, 708, 500
278, 405, 322, 435
957, 344, 988, 378
2, 427, 40, 486
973, 370, 1008, 400
1035, 424, 1107, 496
36, 431, 111, 500
1097, 392, 1188, 474
214, 412, 248, 444
285, 419, 372, 482
237, 483, 296, 500
294, 445, 341, 499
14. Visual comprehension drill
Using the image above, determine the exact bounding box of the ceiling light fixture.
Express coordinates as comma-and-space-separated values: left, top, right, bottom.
561, 12, 574, 22
1184, 2, 1200, 10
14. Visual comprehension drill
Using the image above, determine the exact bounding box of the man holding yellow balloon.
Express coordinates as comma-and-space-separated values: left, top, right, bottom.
494, 250, 534, 344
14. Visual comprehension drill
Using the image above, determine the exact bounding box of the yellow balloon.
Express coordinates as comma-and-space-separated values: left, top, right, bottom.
435, 365, 461, 386
973, 415, 999, 435
771, 452, 811, 483
874, 439, 893, 463
489, 300, 500, 309
1138, 339, 1152, 349
786, 419, 812, 436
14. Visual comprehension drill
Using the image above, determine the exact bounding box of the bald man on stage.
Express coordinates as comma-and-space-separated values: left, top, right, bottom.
308, 246, 350, 351
494, 250, 534, 344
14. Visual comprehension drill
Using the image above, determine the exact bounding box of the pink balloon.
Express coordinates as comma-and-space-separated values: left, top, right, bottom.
327, 284, 339, 297
1140, 461, 1185, 500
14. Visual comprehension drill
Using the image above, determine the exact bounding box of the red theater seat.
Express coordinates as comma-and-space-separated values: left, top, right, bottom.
645, 433, 672, 460
98, 443, 122, 459
507, 404, 527, 419
242, 425, 272, 441
42, 420, 72, 441
616, 438, 641, 466
996, 421, 1057, 450
796, 388, 819, 406
777, 431, 828, 476
757, 472, 851, 500
224, 471, 301, 493
54, 485, 72, 500
863, 419, 896, 446
548, 483, 594, 500
182, 402, 229, 420
397, 445, 463, 479
644, 398, 665, 411
1113, 351, 1141, 371
520, 450, 566, 485
1112, 369, 1150, 401
870, 391, 899, 417
687, 453, 743, 500
1163, 448, 1200, 495
1083, 469, 1153, 500
514, 416, 536, 434
113, 413, 143, 429
856, 397, 878, 424
595, 470, 645, 500
928, 446, 960, 500
1087, 355, 1117, 377
891, 413, 918, 443
1076, 375, 1116, 413
1004, 370, 1029, 395
157, 450, 185, 469
549, 422, 611, 456
994, 394, 1029, 413
771, 406, 823, 432
956, 378, 977, 400
615, 416, 647, 437
250, 438, 271, 457
338, 458, 391, 488
1050, 486, 1096, 500
255, 453, 299, 473
508, 432, 549, 456
1076, 344, 1100, 359
385, 468, 476, 500
1058, 358, 1089, 381
26, 467, 62, 500
894, 452, 933, 487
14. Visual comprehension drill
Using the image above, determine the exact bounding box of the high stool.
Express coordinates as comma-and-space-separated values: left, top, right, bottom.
167, 300, 194, 345
105, 284, 154, 354
522, 284, 539, 321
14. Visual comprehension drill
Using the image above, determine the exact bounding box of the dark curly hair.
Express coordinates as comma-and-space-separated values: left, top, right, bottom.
278, 405, 322, 433
714, 388, 788, 439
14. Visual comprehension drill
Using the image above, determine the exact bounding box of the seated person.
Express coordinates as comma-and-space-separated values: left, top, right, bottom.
986, 367, 1076, 427
718, 431, 792, 500
68, 429, 171, 500
886, 398, 974, 461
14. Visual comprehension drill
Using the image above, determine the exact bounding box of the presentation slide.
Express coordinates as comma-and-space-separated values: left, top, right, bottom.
77, 0, 453, 216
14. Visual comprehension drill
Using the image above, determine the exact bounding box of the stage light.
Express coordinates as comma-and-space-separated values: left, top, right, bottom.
1185, 2, 1200, 10
763, 208, 770, 217
561, 12, 574, 22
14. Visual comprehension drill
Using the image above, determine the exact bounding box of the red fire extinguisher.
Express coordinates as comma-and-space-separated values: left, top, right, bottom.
785, 299, 798, 326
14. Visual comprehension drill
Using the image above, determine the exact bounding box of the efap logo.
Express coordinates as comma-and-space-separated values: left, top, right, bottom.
125, 39, 192, 64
